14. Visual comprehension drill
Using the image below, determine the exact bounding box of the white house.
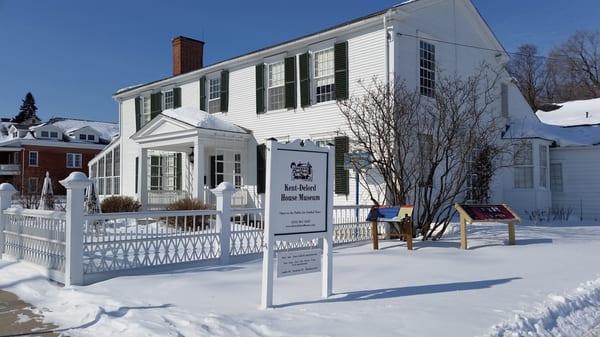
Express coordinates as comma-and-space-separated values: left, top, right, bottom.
90, 0, 552, 214
531, 98, 600, 221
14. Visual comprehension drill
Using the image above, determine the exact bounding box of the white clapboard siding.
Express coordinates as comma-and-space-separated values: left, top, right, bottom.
550, 147, 600, 221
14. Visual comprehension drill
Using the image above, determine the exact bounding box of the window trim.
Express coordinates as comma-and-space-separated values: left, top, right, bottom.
163, 89, 175, 110
40, 130, 49, 138
29, 151, 38, 167
66, 153, 82, 168
539, 145, 548, 188
266, 60, 286, 112
513, 143, 534, 189
419, 40, 436, 97
312, 47, 336, 104
207, 75, 221, 114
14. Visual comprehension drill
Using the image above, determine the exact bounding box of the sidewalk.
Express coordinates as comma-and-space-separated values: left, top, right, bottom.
0, 290, 57, 337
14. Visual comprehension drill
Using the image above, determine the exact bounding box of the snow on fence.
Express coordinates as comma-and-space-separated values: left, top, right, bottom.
0, 174, 387, 286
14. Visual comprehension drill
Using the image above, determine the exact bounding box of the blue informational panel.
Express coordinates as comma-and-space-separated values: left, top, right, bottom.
366, 207, 400, 221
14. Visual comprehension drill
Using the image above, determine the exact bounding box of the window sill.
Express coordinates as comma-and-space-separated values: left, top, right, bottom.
306, 100, 337, 108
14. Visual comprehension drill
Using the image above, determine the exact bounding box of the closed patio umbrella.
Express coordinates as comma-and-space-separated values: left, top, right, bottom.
38, 171, 54, 210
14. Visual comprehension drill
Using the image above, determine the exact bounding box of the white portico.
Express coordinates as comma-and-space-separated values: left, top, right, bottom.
131, 107, 253, 209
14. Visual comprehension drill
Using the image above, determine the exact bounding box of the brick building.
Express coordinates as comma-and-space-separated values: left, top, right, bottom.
0, 117, 118, 195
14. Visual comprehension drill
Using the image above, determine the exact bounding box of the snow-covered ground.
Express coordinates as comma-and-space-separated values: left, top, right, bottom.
1, 221, 600, 337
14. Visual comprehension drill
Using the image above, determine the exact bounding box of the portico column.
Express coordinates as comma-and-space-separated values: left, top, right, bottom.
192, 138, 205, 201
139, 147, 148, 208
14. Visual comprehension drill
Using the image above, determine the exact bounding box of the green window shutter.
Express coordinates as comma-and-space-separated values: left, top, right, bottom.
135, 157, 139, 193
284, 56, 297, 109
150, 92, 162, 119
220, 70, 229, 112
135, 97, 142, 131
334, 41, 349, 100
257, 144, 266, 193
334, 136, 350, 195
175, 153, 182, 190
299, 52, 311, 107
199, 77, 207, 111
256, 64, 265, 114
173, 87, 182, 108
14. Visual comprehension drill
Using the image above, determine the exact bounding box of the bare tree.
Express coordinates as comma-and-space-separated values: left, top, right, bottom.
339, 65, 511, 240
507, 44, 548, 110
547, 30, 600, 101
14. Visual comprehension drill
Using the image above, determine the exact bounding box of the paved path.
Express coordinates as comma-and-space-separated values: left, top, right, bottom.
0, 290, 57, 337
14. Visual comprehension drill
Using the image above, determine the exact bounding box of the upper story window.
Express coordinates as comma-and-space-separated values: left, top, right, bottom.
41, 131, 49, 138
50, 131, 58, 138
79, 134, 86, 140
208, 77, 221, 113
142, 95, 151, 125
314, 48, 335, 103
419, 40, 436, 97
12, 132, 18, 138
163, 90, 174, 110
268, 61, 285, 111
513, 143, 533, 189
87, 134, 95, 141
66, 153, 82, 168
29, 151, 38, 166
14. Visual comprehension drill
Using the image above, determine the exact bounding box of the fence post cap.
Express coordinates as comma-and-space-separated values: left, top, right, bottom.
0, 183, 17, 194
59, 172, 91, 188
211, 181, 236, 195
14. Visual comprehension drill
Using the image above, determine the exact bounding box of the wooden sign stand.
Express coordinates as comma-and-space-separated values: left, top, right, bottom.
454, 203, 521, 250
368, 206, 414, 251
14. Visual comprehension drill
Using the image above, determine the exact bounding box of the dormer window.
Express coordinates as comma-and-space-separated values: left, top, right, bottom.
87, 134, 95, 141
12, 132, 17, 138
41, 131, 49, 138
50, 131, 58, 138
208, 77, 221, 113
79, 134, 86, 140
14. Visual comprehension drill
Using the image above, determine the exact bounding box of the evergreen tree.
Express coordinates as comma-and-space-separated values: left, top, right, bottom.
12, 92, 40, 124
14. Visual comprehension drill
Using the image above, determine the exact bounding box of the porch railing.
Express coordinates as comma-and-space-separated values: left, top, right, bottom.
0, 174, 387, 286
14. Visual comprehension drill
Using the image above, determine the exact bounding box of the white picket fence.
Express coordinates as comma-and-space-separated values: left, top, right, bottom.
0, 173, 387, 286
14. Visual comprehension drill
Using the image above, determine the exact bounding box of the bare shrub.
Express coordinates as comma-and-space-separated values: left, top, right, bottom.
101, 196, 141, 213
165, 197, 213, 230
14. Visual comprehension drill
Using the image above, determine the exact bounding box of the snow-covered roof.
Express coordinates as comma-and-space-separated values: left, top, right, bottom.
536, 98, 600, 127
505, 119, 600, 147
161, 107, 248, 134
45, 118, 118, 141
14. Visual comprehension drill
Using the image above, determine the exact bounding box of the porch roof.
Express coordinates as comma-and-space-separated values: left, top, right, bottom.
161, 107, 248, 134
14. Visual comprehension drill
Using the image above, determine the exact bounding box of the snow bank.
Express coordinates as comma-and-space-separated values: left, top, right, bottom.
536, 98, 600, 127
162, 107, 247, 134
486, 277, 600, 337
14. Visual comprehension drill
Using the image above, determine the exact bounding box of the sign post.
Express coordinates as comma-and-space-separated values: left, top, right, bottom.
261, 139, 334, 309
454, 203, 521, 250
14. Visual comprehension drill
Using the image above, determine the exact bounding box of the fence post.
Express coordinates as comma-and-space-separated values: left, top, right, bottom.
212, 181, 235, 265
59, 172, 91, 287
0, 183, 17, 255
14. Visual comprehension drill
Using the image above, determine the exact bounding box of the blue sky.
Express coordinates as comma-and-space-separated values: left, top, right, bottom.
0, 0, 598, 123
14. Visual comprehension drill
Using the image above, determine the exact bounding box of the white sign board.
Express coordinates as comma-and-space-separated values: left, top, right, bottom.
277, 249, 322, 278
269, 147, 329, 237
261, 139, 334, 309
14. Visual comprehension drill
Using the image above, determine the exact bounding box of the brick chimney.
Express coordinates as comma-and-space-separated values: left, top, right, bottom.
172, 36, 204, 76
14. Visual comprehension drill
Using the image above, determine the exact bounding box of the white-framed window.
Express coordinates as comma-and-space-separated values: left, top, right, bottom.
28, 177, 38, 194
550, 163, 563, 192
94, 146, 120, 196
419, 40, 436, 97
267, 61, 285, 111
142, 95, 151, 125
87, 134, 95, 141
50, 131, 58, 138
539, 145, 548, 188
79, 134, 86, 140
208, 77, 221, 113
314, 48, 335, 103
12, 132, 18, 138
234, 153, 242, 188
163, 90, 174, 110
41, 131, 49, 138
66, 153, 82, 168
513, 143, 533, 189
29, 151, 38, 166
